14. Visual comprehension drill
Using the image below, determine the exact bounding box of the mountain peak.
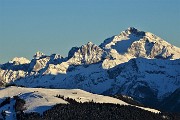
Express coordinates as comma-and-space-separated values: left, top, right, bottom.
123, 27, 145, 36
83, 42, 95, 47
127, 27, 138, 31
100, 28, 180, 59
33, 51, 45, 59
87, 41, 93, 45
67, 42, 105, 64
9, 57, 30, 65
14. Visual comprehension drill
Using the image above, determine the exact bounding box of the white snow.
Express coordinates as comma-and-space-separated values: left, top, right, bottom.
100, 27, 180, 60
33, 51, 45, 59
0, 86, 160, 118
9, 57, 30, 65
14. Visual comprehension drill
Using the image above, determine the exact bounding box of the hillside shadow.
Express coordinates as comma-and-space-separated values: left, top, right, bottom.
6, 60, 111, 93
0, 62, 30, 72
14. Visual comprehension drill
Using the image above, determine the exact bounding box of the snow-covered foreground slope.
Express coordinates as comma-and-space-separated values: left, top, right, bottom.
0, 86, 159, 120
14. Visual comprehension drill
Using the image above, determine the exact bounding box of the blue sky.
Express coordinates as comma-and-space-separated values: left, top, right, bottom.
0, 0, 180, 63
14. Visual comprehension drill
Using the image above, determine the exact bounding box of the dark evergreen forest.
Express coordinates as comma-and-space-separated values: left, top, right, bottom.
16, 98, 180, 120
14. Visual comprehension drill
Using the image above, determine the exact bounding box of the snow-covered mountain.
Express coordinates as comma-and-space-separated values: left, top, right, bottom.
100, 27, 180, 60
0, 27, 180, 112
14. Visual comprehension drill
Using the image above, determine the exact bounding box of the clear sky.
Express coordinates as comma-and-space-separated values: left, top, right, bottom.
0, 0, 180, 63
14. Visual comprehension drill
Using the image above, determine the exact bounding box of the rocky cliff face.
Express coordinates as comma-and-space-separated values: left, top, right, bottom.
67, 42, 106, 65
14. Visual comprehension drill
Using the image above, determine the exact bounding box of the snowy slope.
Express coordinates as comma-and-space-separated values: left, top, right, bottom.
0, 86, 159, 120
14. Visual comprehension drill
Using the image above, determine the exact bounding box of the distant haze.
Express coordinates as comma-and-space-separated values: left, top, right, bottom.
0, 0, 179, 63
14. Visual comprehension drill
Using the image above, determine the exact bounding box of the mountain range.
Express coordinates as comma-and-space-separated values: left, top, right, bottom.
0, 27, 180, 112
